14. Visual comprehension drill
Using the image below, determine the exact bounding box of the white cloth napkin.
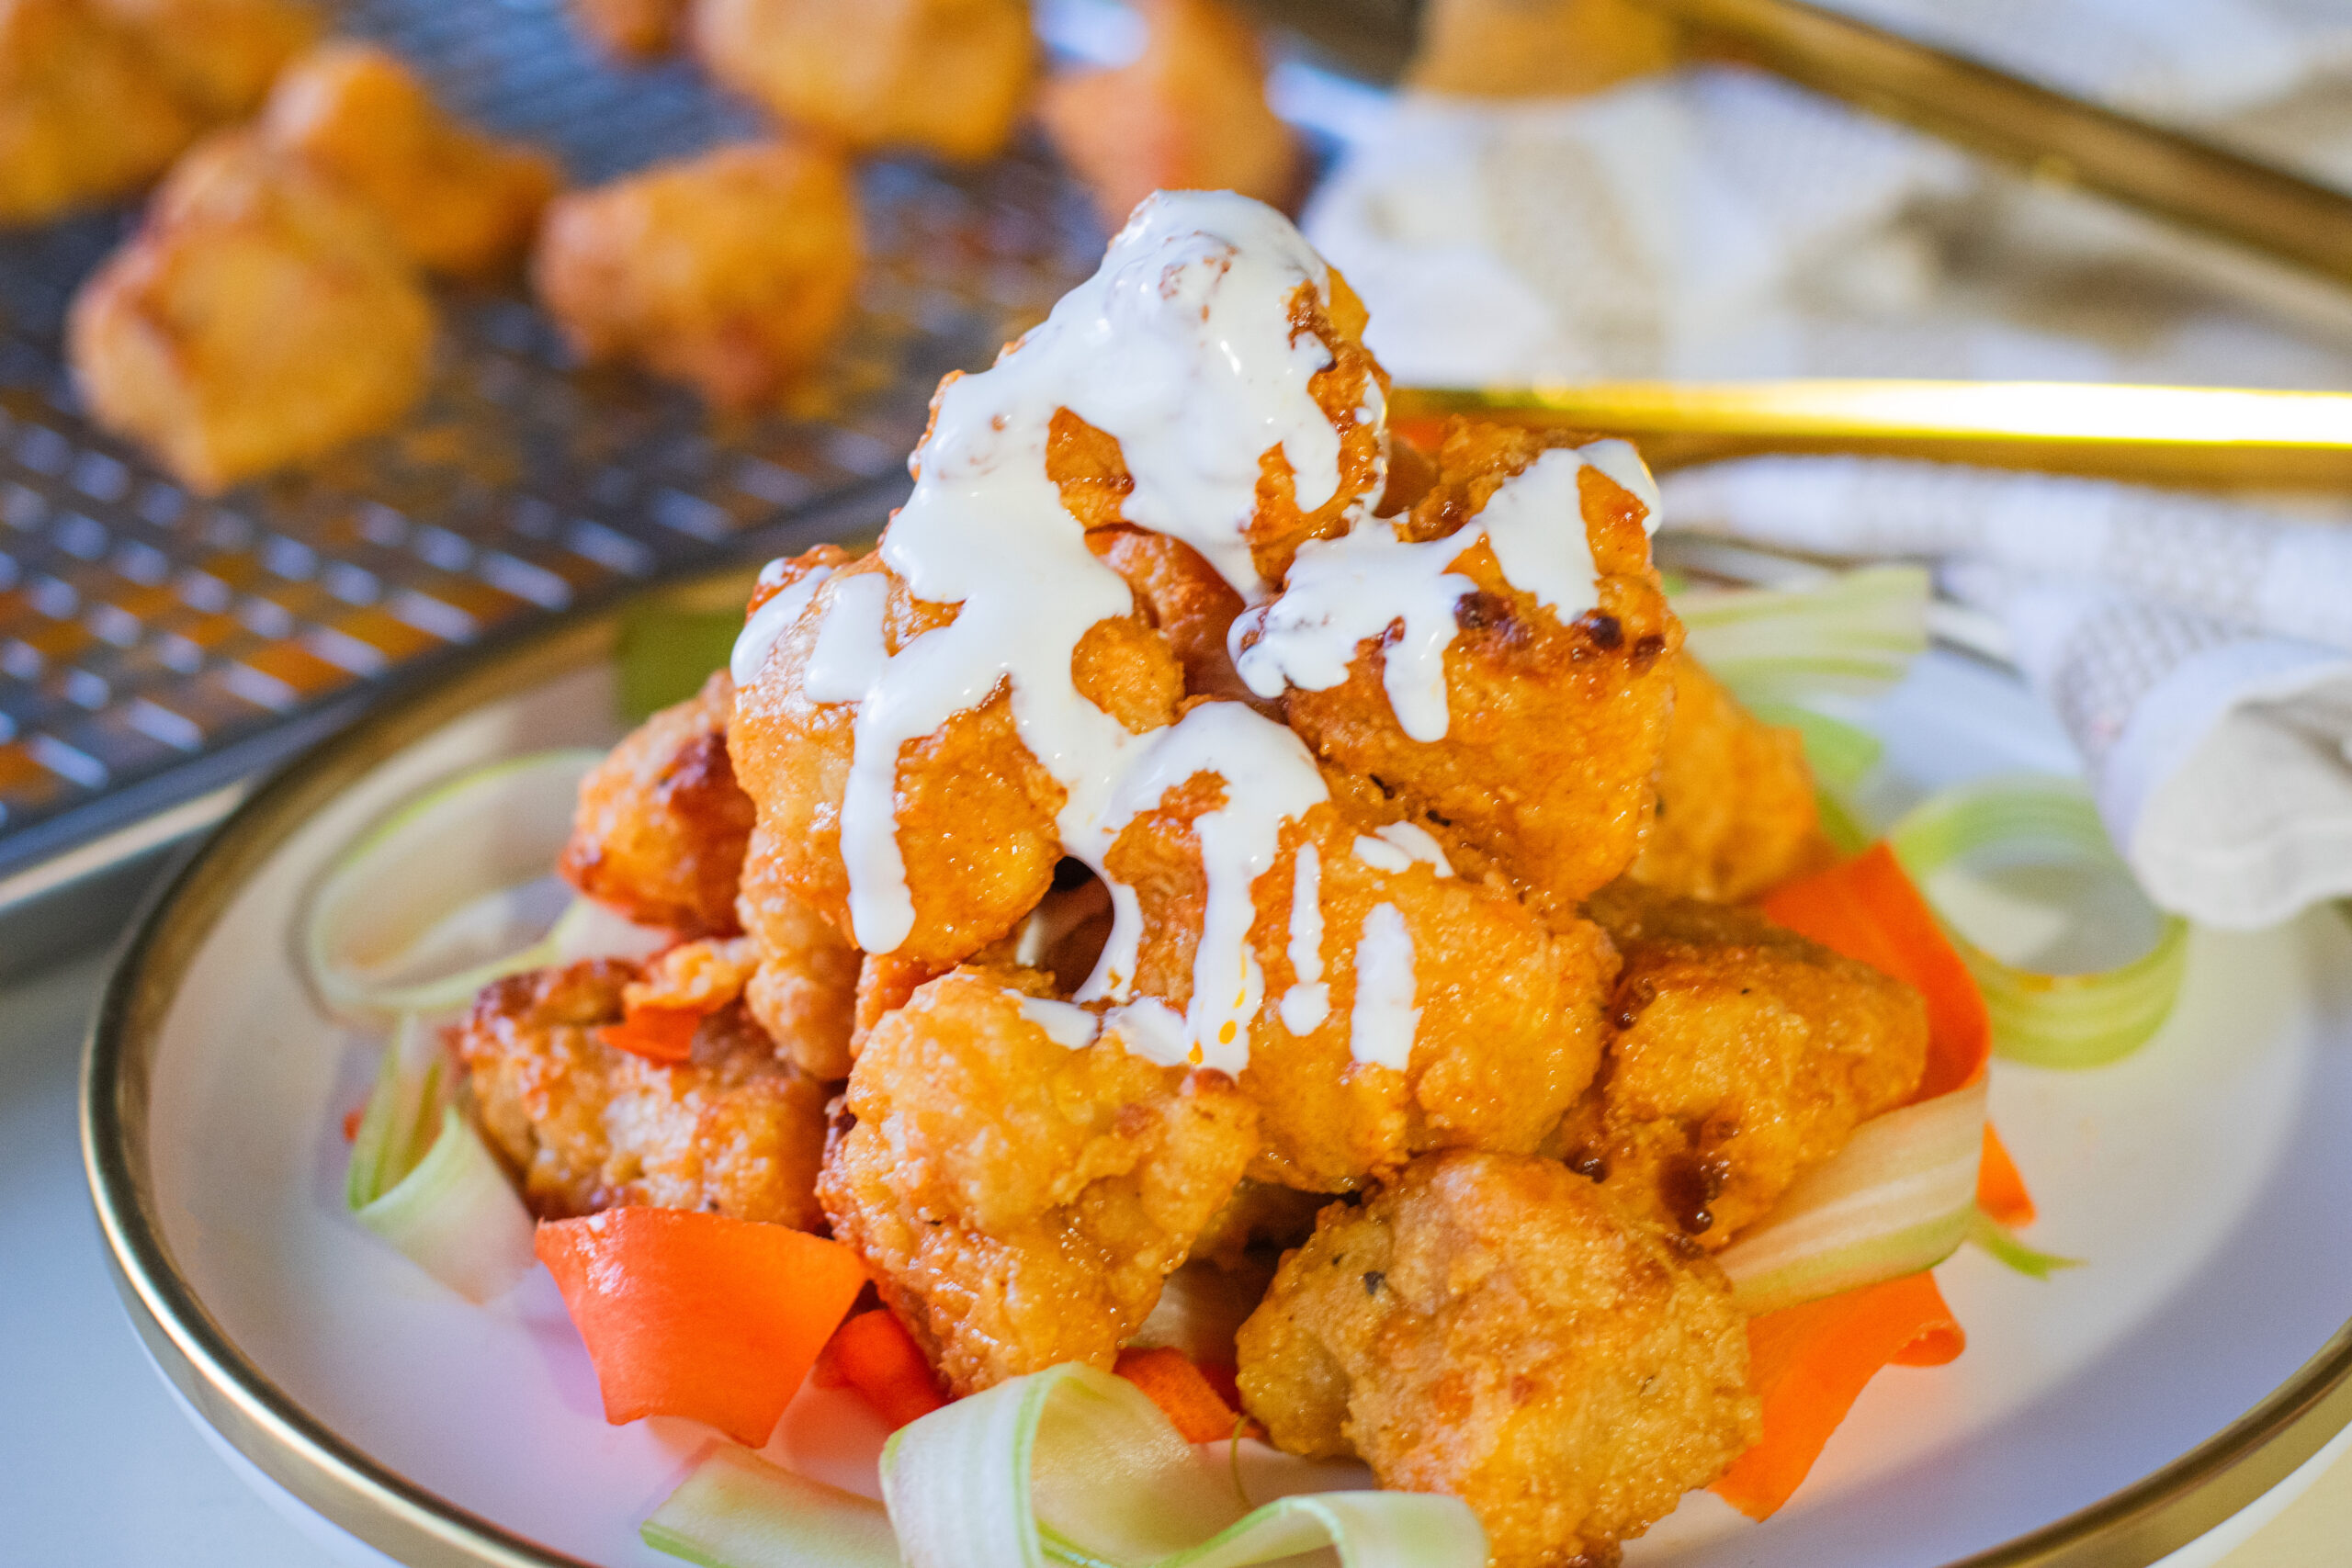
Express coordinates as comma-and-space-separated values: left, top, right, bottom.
1664, 459, 2352, 928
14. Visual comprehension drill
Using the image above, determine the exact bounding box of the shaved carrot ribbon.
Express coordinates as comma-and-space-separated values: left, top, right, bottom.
1713, 1270, 1964, 1519
598, 1004, 705, 1064
537, 1209, 867, 1447
818, 1309, 949, 1431
1978, 1124, 2035, 1227
1114, 1346, 1250, 1444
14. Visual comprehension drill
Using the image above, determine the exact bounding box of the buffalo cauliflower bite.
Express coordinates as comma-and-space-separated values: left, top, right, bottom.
1625, 656, 1834, 903
260, 42, 559, 278
1039, 0, 1299, 231
560, 670, 756, 938
532, 141, 862, 412
66, 130, 433, 492
1565, 883, 1928, 1247
1104, 776, 1617, 1192
1259, 419, 1681, 921
1042, 267, 1388, 590
729, 549, 1183, 970
1236, 1150, 1759, 1568
458, 959, 830, 1229
692, 0, 1035, 163
819, 966, 1259, 1396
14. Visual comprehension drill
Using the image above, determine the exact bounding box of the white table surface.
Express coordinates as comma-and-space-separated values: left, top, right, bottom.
7, 931, 2347, 1567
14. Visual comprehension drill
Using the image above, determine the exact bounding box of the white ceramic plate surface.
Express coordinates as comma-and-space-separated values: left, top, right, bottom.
86, 609, 2352, 1568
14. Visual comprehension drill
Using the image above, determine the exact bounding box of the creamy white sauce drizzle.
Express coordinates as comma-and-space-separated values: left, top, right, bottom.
1231, 441, 1662, 742
1019, 996, 1102, 1050
1374, 820, 1453, 874
777, 192, 1396, 1076
1278, 839, 1329, 1034
1351, 834, 1412, 874
1348, 903, 1419, 1072
729, 562, 833, 688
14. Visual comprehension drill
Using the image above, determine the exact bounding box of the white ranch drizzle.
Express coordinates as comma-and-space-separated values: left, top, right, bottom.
1278, 840, 1329, 1034
1374, 820, 1453, 874
1231, 442, 1664, 742
805, 194, 1369, 1069
729, 562, 833, 688
1351, 834, 1413, 874
1019, 996, 1102, 1051
1348, 903, 1419, 1072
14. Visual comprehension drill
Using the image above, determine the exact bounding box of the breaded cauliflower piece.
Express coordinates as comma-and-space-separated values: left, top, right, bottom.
97, 0, 319, 121
1625, 656, 1833, 903
1043, 266, 1387, 590
569, 0, 690, 59
693, 0, 1035, 163
819, 966, 1259, 1395
1106, 781, 1618, 1192
457, 959, 830, 1229
1236, 1151, 1759, 1568
1566, 883, 1928, 1247
729, 548, 1182, 969
261, 42, 559, 278
532, 140, 861, 412
0, 0, 198, 224
1088, 526, 1254, 705
1261, 420, 1681, 921
561, 670, 756, 938
66, 130, 433, 492
1039, 0, 1299, 231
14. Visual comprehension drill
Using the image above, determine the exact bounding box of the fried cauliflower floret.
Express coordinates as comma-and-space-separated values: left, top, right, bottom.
1258, 420, 1681, 920
561, 670, 756, 938
0, 0, 198, 224
1408, 0, 1677, 98
458, 959, 830, 1229
570, 0, 690, 58
729, 548, 1183, 969
1564, 884, 1928, 1247
693, 0, 1035, 163
66, 130, 432, 492
1039, 0, 1299, 231
1107, 769, 1617, 1192
1236, 1151, 1759, 1568
532, 140, 861, 412
97, 0, 320, 121
1625, 656, 1833, 903
1044, 266, 1387, 590
820, 967, 1259, 1395
261, 42, 559, 278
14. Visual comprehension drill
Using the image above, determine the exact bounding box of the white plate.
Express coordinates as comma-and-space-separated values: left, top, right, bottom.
84, 589, 2352, 1568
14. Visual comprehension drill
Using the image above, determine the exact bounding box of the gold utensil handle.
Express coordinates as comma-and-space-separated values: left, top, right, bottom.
1390, 381, 2352, 487
1628, 0, 2352, 288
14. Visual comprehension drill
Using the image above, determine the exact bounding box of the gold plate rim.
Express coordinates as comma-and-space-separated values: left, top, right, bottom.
78, 561, 2352, 1568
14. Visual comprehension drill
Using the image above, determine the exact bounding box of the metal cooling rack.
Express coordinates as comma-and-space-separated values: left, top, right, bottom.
0, 0, 1102, 890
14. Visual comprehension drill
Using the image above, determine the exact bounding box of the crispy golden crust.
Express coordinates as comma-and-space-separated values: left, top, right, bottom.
819, 968, 1258, 1395
1043, 272, 1386, 589
1625, 657, 1834, 903
66, 130, 432, 492
1566, 883, 1928, 1247
560, 670, 756, 938
1236, 1151, 1759, 1568
261, 42, 558, 278
729, 548, 1183, 968
1105, 783, 1616, 1192
1272, 420, 1681, 921
692, 0, 1035, 163
1088, 525, 1255, 706
569, 0, 689, 58
737, 822, 862, 1078
457, 959, 830, 1229
1038, 0, 1298, 230
532, 141, 861, 412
